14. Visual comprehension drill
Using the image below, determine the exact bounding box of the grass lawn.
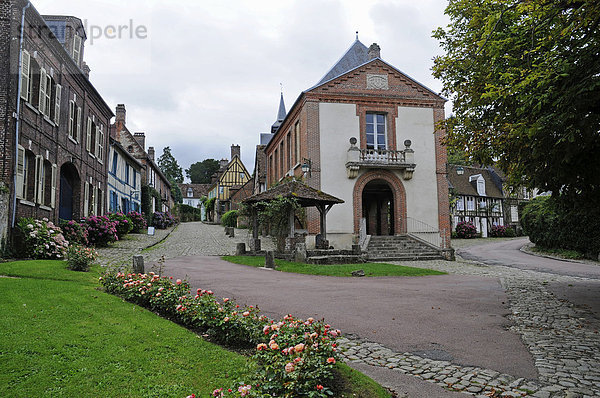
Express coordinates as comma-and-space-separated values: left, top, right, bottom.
222, 256, 446, 277
0, 260, 391, 397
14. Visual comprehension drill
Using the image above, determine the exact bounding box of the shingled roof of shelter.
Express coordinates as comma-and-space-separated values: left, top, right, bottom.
243, 180, 344, 207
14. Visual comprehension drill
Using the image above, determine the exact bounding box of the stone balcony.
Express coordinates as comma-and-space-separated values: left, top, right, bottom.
345, 137, 416, 179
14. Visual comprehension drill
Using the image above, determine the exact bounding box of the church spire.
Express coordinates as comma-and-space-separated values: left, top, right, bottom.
271, 92, 287, 134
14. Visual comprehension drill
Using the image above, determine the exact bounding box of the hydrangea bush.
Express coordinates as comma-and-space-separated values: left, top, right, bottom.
99, 272, 341, 397
152, 211, 176, 229
455, 221, 478, 239
108, 212, 133, 239
16, 217, 69, 259
85, 215, 118, 247
126, 211, 147, 233
61, 219, 89, 246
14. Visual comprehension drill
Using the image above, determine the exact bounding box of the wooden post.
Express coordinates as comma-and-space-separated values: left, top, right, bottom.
289, 208, 295, 238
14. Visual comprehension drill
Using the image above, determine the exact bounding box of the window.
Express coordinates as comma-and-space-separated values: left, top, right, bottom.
20, 50, 30, 101
219, 186, 224, 195
76, 107, 82, 142
466, 197, 475, 211
294, 121, 300, 164
72, 35, 82, 66
96, 124, 104, 162
53, 84, 62, 124
286, 132, 291, 170
478, 198, 487, 209
187, 188, 193, 197
34, 155, 44, 205
366, 113, 386, 150
279, 142, 284, 177
68, 101, 75, 139
38, 69, 52, 117
455, 197, 464, 211
86, 116, 96, 156
16, 146, 26, 199
133, 171, 137, 189
511, 205, 519, 222
84, 181, 89, 216
125, 163, 130, 185
110, 191, 117, 212
239, 172, 245, 180
111, 151, 118, 174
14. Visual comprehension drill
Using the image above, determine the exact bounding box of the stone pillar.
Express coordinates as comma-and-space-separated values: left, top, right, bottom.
265, 251, 275, 269
295, 243, 307, 263
132, 255, 144, 274
236, 243, 246, 255
250, 238, 261, 252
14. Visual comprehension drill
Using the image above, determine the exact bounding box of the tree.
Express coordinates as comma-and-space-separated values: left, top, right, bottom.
186, 159, 220, 184
169, 177, 183, 204
432, 0, 600, 199
157, 147, 184, 183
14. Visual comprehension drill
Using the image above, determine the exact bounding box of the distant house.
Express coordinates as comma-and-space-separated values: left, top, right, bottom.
178, 183, 210, 219
447, 165, 507, 237
107, 137, 142, 214
207, 145, 251, 221
111, 104, 174, 214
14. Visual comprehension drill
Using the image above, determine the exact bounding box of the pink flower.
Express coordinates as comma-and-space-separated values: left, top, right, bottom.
285, 362, 295, 373
327, 357, 336, 364
176, 279, 182, 285
256, 343, 268, 351
294, 343, 305, 353
242, 311, 250, 317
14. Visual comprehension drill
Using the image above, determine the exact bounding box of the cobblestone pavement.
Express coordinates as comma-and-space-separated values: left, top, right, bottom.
341, 257, 600, 398
98, 227, 600, 398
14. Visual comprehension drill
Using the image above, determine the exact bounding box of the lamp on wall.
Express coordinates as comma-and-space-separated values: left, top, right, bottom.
301, 158, 312, 178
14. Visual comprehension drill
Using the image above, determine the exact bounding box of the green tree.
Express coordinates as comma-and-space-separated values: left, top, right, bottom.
432, 0, 600, 198
157, 147, 184, 183
186, 159, 220, 184
169, 177, 183, 204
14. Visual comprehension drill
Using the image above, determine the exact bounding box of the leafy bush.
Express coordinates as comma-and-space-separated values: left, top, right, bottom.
152, 211, 176, 229
100, 272, 341, 397
126, 211, 147, 233
489, 224, 515, 238
221, 210, 238, 228
522, 196, 600, 259
61, 219, 89, 246
15, 217, 69, 259
67, 244, 98, 271
178, 204, 202, 222
85, 215, 118, 247
108, 212, 133, 239
455, 221, 478, 239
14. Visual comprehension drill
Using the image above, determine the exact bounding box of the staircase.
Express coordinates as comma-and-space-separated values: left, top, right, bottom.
366, 235, 444, 261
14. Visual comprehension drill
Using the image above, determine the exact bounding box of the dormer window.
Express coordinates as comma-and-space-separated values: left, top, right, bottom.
469, 174, 486, 196
72, 35, 82, 66
187, 188, 193, 197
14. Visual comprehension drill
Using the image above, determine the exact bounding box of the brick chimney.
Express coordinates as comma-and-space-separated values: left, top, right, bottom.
219, 158, 229, 168
116, 104, 126, 124
133, 132, 145, 150
368, 43, 381, 60
82, 62, 91, 79
231, 144, 240, 159
148, 146, 155, 161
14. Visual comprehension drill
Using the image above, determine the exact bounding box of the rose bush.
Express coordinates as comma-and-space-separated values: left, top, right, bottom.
66, 244, 98, 271
16, 217, 69, 259
100, 272, 341, 397
152, 211, 176, 229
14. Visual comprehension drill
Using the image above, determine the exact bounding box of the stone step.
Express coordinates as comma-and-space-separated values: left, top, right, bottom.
368, 255, 443, 261
307, 255, 365, 265
366, 235, 443, 261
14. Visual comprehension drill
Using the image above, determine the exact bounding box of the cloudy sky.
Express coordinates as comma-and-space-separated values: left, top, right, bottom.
34, 0, 451, 181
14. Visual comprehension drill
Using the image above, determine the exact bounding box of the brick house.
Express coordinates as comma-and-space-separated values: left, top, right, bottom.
264, 39, 450, 251
0, 1, 113, 247
111, 104, 174, 214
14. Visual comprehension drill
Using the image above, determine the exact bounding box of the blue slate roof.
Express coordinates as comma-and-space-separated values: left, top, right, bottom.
316, 39, 369, 85
44, 20, 67, 44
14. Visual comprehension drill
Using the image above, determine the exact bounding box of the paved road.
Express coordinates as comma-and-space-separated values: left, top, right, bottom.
98, 225, 600, 397
459, 237, 600, 280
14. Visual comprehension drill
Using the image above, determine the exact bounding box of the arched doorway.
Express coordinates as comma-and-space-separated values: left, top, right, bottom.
353, 170, 407, 236
362, 180, 394, 236
59, 163, 80, 221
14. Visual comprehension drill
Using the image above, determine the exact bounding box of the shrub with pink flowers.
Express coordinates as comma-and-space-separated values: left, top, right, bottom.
60, 219, 89, 246
455, 221, 478, 239
108, 212, 133, 239
152, 211, 176, 229
99, 272, 341, 397
16, 217, 69, 259
126, 211, 147, 233
85, 215, 118, 247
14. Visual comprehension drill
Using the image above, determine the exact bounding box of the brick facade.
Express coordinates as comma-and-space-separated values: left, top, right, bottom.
1, 0, 113, 240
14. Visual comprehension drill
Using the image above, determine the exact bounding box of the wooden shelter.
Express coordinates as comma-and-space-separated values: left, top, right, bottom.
243, 180, 344, 248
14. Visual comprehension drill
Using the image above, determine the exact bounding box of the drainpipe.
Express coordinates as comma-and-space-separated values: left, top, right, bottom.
11, 1, 31, 228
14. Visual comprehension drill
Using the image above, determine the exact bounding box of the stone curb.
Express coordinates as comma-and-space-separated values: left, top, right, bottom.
519, 244, 599, 266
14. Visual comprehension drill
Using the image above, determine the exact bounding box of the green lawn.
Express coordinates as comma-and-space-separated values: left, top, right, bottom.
0, 260, 392, 397
222, 256, 446, 277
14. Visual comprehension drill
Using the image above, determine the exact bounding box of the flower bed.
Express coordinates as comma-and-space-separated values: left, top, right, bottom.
85, 215, 118, 247
455, 221, 478, 239
100, 272, 340, 397
16, 218, 69, 259
108, 212, 133, 239
126, 211, 147, 233
61, 219, 89, 246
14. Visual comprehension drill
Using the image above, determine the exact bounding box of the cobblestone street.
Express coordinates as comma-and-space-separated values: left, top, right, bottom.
97, 224, 600, 398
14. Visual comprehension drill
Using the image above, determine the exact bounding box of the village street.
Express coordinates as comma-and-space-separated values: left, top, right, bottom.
98, 222, 600, 398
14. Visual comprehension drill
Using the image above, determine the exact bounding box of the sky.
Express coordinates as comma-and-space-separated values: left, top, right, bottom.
34, 0, 451, 182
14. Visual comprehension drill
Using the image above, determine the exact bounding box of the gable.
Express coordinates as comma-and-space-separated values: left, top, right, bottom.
218, 156, 251, 185
308, 59, 443, 103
